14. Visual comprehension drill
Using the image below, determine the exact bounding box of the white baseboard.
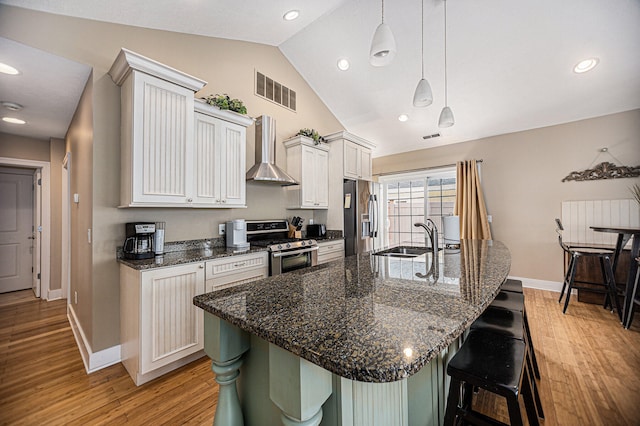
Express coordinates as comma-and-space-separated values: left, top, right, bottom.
509, 276, 563, 293
67, 304, 121, 374
47, 288, 62, 300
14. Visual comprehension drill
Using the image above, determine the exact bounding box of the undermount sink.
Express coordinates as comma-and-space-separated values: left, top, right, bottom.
373, 247, 430, 258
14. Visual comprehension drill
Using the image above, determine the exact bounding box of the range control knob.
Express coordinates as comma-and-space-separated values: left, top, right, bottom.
286, 243, 291, 249
301, 241, 306, 246
277, 245, 283, 250
308, 240, 313, 245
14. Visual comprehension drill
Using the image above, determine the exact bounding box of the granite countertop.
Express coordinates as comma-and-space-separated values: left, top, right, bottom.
193, 239, 511, 383
117, 234, 345, 270
117, 246, 269, 270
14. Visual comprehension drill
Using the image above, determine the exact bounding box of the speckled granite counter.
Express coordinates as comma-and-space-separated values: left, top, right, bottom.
194, 239, 510, 383
118, 246, 268, 270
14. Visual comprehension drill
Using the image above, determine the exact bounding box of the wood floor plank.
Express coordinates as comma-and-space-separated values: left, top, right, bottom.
1, 288, 639, 425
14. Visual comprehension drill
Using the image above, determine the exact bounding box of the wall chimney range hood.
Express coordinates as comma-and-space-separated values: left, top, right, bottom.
246, 115, 298, 186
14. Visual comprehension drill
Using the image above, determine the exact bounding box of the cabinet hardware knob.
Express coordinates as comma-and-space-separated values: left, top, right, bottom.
187, 198, 193, 202
222, 200, 227, 203
199, 264, 204, 269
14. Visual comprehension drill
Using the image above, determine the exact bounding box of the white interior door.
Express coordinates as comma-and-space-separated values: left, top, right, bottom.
0, 169, 34, 293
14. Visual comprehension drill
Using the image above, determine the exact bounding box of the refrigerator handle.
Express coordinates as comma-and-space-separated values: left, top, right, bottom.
370, 195, 378, 238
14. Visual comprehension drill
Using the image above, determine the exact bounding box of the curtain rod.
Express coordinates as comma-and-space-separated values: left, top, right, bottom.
374, 159, 483, 177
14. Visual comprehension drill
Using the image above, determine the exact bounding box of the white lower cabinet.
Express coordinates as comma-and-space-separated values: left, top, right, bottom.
317, 240, 345, 265
206, 252, 268, 292
120, 262, 206, 386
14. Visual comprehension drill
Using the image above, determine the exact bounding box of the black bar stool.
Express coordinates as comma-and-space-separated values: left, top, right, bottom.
444, 329, 539, 426
501, 278, 523, 294
490, 289, 541, 380
470, 306, 544, 419
555, 219, 622, 318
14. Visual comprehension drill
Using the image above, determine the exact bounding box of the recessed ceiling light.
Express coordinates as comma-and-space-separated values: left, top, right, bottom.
573, 58, 599, 73
398, 114, 409, 122
283, 10, 300, 21
337, 58, 350, 71
0, 62, 20, 75
2, 117, 26, 125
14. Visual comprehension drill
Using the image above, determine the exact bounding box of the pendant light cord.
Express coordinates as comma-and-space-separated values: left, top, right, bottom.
421, 0, 424, 79
443, 0, 448, 106
382, 0, 385, 23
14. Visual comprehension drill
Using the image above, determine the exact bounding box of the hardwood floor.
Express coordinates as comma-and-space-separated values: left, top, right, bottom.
0, 291, 216, 425
0, 288, 638, 425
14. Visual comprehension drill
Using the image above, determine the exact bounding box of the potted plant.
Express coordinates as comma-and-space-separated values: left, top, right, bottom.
202, 94, 247, 115
294, 128, 325, 145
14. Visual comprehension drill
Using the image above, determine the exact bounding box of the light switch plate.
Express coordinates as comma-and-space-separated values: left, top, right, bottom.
219, 224, 225, 235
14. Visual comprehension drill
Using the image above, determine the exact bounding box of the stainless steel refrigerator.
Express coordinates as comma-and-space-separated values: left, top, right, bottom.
344, 179, 381, 256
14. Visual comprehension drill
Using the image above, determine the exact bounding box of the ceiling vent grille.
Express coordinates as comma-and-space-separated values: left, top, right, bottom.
255, 71, 296, 112
423, 133, 441, 140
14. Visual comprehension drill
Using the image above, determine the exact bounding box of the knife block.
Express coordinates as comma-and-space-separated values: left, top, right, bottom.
288, 225, 302, 239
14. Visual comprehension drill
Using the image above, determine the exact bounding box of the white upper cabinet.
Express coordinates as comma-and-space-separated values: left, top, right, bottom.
194, 101, 252, 208
109, 48, 252, 208
284, 136, 330, 209
324, 131, 375, 181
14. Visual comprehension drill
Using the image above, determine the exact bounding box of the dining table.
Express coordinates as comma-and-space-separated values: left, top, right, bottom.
590, 226, 640, 328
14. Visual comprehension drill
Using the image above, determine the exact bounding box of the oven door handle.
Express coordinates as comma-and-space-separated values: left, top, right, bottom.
271, 246, 319, 258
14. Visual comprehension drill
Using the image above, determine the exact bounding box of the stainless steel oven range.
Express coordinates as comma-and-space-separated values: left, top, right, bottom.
246, 220, 318, 276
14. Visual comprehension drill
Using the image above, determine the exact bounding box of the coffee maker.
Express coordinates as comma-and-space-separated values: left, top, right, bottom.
123, 222, 156, 260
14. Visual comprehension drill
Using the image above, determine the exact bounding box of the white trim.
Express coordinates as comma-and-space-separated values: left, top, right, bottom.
510, 276, 563, 293
48, 288, 62, 300
67, 304, 121, 373
0, 157, 50, 301
108, 48, 207, 90
62, 152, 71, 302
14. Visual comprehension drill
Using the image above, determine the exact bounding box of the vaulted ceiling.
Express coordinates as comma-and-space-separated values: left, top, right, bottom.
1, 0, 639, 157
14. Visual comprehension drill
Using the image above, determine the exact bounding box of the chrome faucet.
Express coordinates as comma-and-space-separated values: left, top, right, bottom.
414, 219, 439, 256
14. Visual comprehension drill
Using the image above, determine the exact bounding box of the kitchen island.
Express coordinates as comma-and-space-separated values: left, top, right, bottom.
193, 239, 511, 426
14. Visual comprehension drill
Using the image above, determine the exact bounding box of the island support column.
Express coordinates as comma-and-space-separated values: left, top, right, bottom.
269, 344, 333, 426
204, 313, 250, 426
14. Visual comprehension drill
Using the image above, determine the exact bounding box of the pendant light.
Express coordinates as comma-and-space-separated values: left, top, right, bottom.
369, 0, 396, 67
413, 0, 433, 107
438, 0, 454, 128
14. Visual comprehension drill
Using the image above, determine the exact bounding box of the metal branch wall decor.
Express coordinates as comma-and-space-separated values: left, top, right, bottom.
562, 161, 640, 182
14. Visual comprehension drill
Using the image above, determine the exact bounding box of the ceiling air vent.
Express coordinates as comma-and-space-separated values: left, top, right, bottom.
423, 133, 441, 140
256, 71, 296, 112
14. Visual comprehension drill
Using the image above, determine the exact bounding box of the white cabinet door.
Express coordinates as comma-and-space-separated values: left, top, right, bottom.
193, 112, 220, 205
344, 140, 360, 179
315, 149, 329, 208
140, 263, 205, 374
193, 113, 247, 207
131, 72, 195, 205
220, 121, 246, 207
360, 147, 373, 181
301, 145, 318, 208
284, 136, 329, 209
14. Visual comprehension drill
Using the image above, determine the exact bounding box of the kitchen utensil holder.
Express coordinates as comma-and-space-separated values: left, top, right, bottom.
288, 225, 301, 239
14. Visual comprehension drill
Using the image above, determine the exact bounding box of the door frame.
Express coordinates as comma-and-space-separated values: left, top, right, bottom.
62, 152, 71, 302
0, 157, 51, 299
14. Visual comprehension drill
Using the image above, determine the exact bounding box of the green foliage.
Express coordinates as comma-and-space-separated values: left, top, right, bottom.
295, 128, 325, 145
203, 94, 247, 115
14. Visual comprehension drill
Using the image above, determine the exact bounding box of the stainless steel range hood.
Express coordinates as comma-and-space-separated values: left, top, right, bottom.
246, 115, 298, 186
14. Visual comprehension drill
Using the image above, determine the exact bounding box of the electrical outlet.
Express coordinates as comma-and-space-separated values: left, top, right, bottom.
487, 215, 493, 223
219, 224, 226, 235
74, 291, 78, 304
